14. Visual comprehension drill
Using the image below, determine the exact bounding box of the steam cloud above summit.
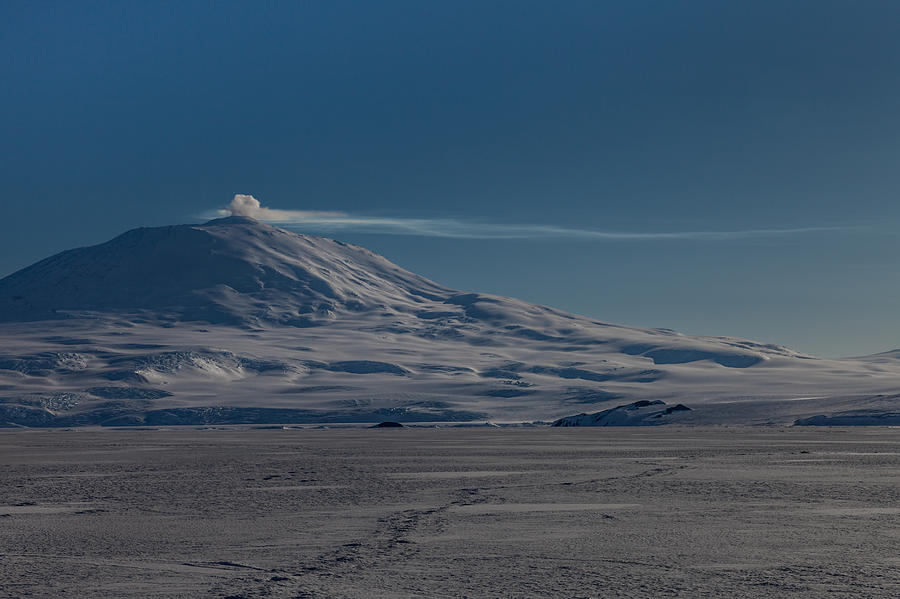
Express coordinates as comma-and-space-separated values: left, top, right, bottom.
225, 194, 345, 220
216, 195, 855, 241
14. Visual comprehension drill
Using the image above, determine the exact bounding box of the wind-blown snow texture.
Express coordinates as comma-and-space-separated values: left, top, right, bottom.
0, 216, 897, 426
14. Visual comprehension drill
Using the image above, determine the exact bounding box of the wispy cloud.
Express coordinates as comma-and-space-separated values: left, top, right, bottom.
213, 195, 856, 241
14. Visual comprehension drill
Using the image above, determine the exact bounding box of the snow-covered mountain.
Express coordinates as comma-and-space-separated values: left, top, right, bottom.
0, 216, 449, 326
1, 216, 897, 426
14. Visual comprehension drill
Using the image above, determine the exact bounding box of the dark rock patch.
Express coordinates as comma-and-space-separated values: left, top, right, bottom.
552, 400, 692, 427
324, 361, 409, 375
480, 388, 533, 398
795, 411, 900, 426
85, 387, 173, 400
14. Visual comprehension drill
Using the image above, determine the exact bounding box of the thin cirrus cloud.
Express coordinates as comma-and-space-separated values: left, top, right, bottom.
214, 195, 856, 241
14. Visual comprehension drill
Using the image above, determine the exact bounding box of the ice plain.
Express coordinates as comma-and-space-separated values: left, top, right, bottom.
3, 426, 900, 598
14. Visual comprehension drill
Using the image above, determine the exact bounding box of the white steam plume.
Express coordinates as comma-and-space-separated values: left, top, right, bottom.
212, 195, 858, 241
224, 194, 345, 220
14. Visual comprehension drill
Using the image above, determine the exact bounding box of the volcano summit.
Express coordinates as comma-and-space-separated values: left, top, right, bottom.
0, 216, 449, 327
1, 216, 897, 427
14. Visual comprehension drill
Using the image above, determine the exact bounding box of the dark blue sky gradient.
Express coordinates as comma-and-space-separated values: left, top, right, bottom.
2, 1, 899, 356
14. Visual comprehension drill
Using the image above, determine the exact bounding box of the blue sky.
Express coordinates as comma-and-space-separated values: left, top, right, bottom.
2, 1, 898, 357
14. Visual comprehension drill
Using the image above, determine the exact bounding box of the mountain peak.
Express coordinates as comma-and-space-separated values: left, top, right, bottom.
201, 215, 261, 227
0, 219, 449, 326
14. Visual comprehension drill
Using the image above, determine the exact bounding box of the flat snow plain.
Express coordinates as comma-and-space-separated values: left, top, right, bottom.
3, 427, 900, 598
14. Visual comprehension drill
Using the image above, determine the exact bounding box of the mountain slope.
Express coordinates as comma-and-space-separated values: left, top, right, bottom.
0, 217, 897, 426
0, 216, 450, 326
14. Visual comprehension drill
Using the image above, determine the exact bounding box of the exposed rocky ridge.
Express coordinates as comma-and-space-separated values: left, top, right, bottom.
552, 400, 692, 427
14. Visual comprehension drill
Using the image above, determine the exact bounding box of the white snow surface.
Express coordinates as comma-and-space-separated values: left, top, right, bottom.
0, 216, 897, 426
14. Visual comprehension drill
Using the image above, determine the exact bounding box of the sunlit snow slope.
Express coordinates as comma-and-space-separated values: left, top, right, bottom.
1, 216, 897, 426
